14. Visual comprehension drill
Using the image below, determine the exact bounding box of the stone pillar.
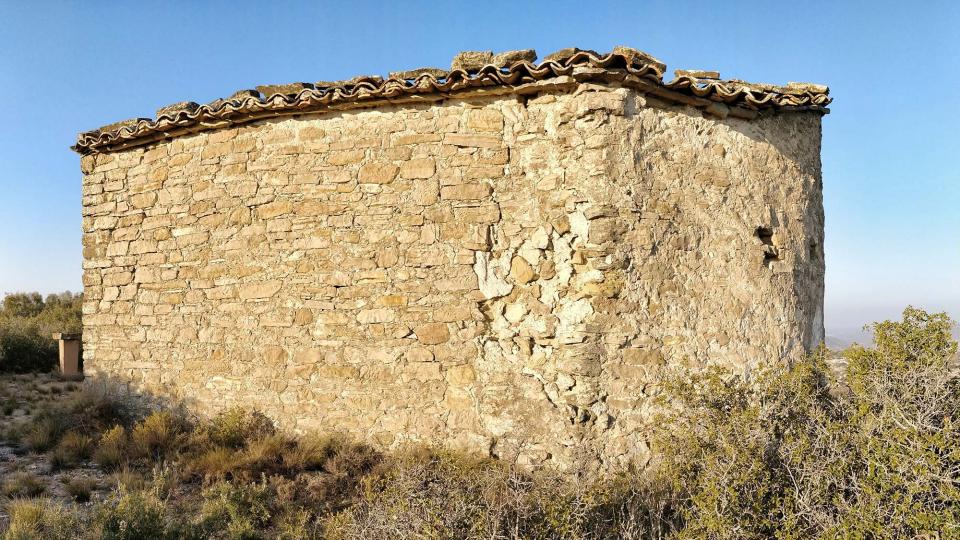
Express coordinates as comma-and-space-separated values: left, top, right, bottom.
51, 333, 82, 379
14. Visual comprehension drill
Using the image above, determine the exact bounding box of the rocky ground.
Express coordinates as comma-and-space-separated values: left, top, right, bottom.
0, 374, 111, 528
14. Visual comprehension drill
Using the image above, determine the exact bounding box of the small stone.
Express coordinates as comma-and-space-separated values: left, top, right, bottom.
542, 47, 597, 64
492, 49, 537, 67
229, 89, 260, 100
443, 133, 502, 149
612, 46, 666, 75
786, 82, 829, 94
156, 101, 199, 118
447, 364, 476, 385
405, 347, 434, 363
504, 302, 527, 323
440, 183, 491, 200
357, 308, 395, 324
674, 69, 720, 80
539, 260, 557, 280
257, 201, 293, 219
262, 346, 288, 365
467, 109, 504, 132
622, 348, 664, 366
451, 50, 494, 71
510, 256, 535, 284
293, 309, 314, 325
256, 82, 314, 98
389, 67, 448, 80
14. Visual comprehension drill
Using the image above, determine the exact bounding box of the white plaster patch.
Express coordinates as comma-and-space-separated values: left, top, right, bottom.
473, 251, 514, 299
568, 211, 589, 241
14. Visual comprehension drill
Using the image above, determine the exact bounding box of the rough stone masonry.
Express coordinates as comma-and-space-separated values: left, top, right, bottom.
74, 47, 830, 469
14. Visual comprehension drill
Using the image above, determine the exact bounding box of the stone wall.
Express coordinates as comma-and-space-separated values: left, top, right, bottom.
80, 83, 824, 469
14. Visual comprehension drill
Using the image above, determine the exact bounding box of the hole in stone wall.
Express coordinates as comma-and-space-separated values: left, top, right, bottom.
756, 226, 780, 265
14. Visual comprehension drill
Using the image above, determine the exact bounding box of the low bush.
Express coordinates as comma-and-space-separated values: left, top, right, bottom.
94, 425, 129, 470
63, 475, 96, 502
654, 307, 960, 539
95, 489, 169, 540
50, 431, 93, 469
196, 480, 274, 539
3, 498, 82, 540
130, 411, 183, 461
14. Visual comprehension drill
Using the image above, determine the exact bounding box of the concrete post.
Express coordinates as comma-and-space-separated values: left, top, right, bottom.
51, 333, 82, 379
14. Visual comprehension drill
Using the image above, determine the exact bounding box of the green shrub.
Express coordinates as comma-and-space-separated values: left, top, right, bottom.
95, 425, 129, 469
654, 307, 960, 539
198, 480, 273, 539
0, 291, 81, 374
95, 489, 169, 540
50, 431, 93, 469
202, 407, 276, 449
130, 411, 183, 461
64, 475, 97, 502
0, 323, 57, 373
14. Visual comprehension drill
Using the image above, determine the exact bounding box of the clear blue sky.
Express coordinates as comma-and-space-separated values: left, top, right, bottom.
1, 0, 957, 339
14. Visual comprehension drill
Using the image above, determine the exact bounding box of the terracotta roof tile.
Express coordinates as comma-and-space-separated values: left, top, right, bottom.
74, 47, 830, 154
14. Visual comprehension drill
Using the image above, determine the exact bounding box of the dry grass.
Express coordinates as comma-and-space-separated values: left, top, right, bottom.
49, 431, 93, 470
129, 410, 182, 461
63, 475, 96, 503
2, 472, 46, 498
93, 424, 128, 470
3, 498, 80, 540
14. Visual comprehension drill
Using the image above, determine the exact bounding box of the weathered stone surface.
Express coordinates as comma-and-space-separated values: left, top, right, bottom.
543, 47, 598, 64
389, 67, 448, 80
358, 162, 399, 184
492, 49, 537, 67
80, 77, 825, 472
256, 82, 314, 98
674, 69, 721, 80
238, 281, 282, 300
415, 323, 450, 345
156, 101, 200, 117
612, 45, 666, 75
510, 256, 535, 284
451, 50, 494, 71
400, 158, 436, 179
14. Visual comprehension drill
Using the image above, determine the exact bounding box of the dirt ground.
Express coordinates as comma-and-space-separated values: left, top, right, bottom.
0, 373, 110, 527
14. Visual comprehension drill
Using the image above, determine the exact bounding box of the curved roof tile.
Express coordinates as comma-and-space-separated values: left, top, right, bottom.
73, 47, 830, 154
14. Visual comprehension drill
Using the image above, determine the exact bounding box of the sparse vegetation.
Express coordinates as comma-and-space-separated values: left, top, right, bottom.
3, 498, 81, 540
0, 307, 955, 538
63, 476, 96, 503
2, 472, 47, 498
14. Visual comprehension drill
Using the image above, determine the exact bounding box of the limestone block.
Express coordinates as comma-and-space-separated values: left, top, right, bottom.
359, 162, 399, 184
467, 110, 504, 133
400, 158, 436, 179
238, 281, 282, 300
510, 256, 536, 284
415, 323, 450, 345
440, 183, 492, 200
